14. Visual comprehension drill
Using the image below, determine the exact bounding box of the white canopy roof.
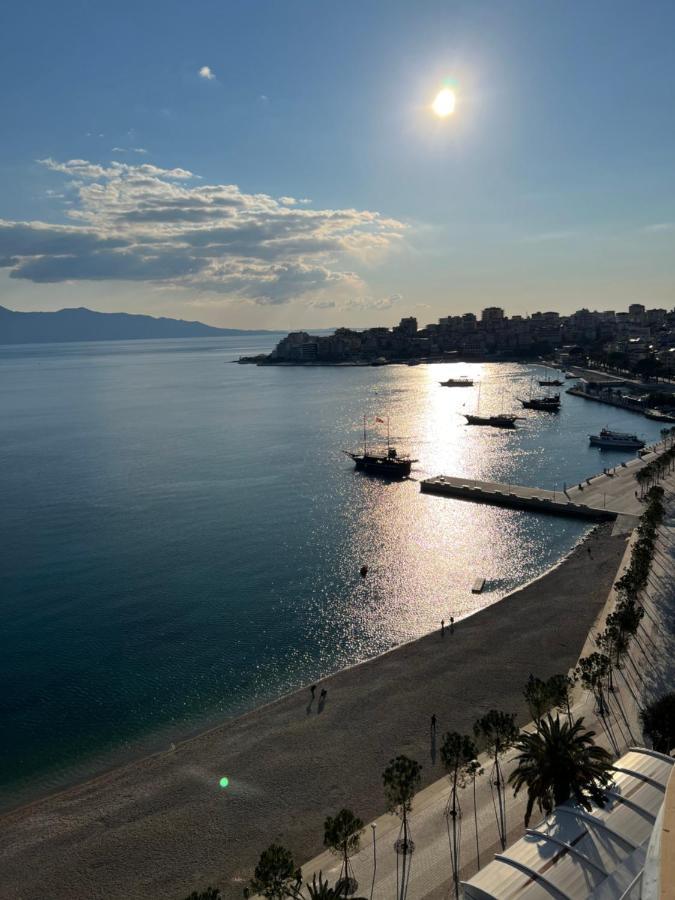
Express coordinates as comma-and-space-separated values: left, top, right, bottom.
462, 747, 674, 900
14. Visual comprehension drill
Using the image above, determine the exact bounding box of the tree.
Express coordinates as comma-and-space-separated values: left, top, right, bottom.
508, 714, 613, 826
383, 755, 422, 900
576, 653, 610, 716
640, 693, 675, 753
523, 674, 551, 729
323, 809, 364, 898
547, 673, 576, 726
244, 844, 302, 900
184, 890, 221, 900
473, 710, 518, 850
382, 755, 422, 855
440, 732, 477, 898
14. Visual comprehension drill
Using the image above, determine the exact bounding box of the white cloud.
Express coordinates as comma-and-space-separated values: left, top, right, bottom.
199, 66, 215, 81
1, 158, 406, 305
112, 147, 149, 155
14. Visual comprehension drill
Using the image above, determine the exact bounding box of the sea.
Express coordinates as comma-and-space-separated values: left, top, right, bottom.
0, 336, 666, 810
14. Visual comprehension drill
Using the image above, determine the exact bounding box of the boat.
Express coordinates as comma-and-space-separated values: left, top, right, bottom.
565, 372, 577, 380
538, 378, 564, 387
464, 413, 519, 428
589, 428, 645, 449
344, 416, 416, 477
440, 376, 474, 387
644, 408, 675, 423
464, 382, 520, 428
519, 393, 561, 412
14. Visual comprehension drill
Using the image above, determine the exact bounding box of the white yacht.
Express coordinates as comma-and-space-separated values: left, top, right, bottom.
589, 428, 645, 449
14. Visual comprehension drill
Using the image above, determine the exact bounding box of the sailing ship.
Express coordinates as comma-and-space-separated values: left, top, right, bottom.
440, 376, 474, 387
519, 393, 561, 412
589, 428, 645, 450
344, 416, 416, 477
463, 383, 520, 428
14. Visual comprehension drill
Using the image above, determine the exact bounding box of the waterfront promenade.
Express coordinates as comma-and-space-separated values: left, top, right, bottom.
295, 473, 675, 900
0, 526, 628, 900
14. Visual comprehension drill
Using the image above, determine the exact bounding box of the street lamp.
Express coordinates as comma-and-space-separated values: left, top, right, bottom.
370, 823, 377, 900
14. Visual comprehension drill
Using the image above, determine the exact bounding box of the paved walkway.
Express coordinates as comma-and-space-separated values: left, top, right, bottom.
296, 474, 675, 900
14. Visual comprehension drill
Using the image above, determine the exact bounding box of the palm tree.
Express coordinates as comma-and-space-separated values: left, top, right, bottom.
440, 732, 477, 898
473, 710, 518, 850
508, 714, 613, 826
323, 809, 364, 897
300, 873, 367, 900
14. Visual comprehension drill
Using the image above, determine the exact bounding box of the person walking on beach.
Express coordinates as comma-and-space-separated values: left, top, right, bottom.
310, 684, 316, 700
441, 619, 445, 637
320, 688, 327, 701
430, 713, 437, 734
449, 616, 455, 635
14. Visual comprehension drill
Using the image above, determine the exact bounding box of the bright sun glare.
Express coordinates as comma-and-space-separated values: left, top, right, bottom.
432, 88, 456, 118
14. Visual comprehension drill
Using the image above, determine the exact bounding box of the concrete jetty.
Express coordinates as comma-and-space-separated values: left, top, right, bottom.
422, 439, 670, 522
421, 475, 616, 520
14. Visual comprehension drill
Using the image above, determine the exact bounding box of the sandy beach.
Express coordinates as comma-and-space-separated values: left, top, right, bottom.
0, 523, 628, 900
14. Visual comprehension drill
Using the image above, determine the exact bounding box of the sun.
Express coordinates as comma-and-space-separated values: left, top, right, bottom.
432, 88, 456, 118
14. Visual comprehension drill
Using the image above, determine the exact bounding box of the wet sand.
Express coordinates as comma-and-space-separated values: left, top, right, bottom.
0, 524, 628, 900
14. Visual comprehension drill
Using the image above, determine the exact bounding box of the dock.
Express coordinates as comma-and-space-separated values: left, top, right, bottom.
421, 475, 617, 520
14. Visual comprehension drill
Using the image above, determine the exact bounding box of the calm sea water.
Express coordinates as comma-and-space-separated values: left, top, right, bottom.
0, 337, 665, 808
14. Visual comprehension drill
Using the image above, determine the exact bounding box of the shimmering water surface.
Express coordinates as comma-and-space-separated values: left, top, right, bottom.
0, 337, 665, 807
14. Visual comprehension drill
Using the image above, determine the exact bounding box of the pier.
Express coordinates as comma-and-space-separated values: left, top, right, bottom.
421, 475, 616, 520
421, 440, 669, 522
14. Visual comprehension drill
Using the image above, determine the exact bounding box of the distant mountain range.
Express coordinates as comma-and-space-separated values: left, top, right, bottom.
0, 306, 280, 344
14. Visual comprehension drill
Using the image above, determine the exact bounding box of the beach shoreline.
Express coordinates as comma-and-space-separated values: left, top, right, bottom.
0, 521, 629, 900
0, 523, 598, 819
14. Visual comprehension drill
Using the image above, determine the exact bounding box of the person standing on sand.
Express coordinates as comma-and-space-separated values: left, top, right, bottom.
430, 714, 437, 733
310, 684, 316, 700
450, 616, 455, 635
441, 619, 445, 637
320, 688, 327, 701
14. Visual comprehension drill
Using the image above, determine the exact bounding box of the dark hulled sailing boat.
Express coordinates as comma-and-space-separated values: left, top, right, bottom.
344, 416, 416, 477
463, 383, 520, 429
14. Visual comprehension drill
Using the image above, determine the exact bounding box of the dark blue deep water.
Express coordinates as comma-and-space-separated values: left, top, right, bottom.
0, 337, 665, 807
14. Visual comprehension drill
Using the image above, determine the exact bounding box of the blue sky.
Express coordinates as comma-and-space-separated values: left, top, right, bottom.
1, 0, 673, 328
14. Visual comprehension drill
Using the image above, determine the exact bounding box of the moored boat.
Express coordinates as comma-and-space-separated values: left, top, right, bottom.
589, 428, 645, 449
519, 393, 561, 412
538, 378, 564, 387
344, 416, 416, 477
464, 413, 519, 428
440, 376, 474, 387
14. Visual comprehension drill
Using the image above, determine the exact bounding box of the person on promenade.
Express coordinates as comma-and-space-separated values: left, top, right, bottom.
441, 619, 445, 637
430, 713, 437, 733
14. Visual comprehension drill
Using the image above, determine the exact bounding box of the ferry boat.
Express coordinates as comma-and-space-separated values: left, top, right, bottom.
464, 413, 519, 428
344, 416, 416, 477
519, 393, 561, 412
589, 428, 645, 450
440, 376, 474, 387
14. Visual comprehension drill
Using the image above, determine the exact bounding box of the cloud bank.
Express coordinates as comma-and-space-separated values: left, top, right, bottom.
0, 158, 405, 305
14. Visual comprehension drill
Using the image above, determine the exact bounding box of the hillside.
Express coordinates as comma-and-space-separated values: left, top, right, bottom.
0, 306, 277, 344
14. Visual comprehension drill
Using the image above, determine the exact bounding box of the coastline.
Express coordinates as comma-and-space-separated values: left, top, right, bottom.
0, 521, 629, 900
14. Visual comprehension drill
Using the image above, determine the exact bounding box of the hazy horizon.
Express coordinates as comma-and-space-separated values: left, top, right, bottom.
1, 0, 674, 330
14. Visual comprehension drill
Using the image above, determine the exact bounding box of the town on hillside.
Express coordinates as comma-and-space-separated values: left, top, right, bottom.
244, 304, 675, 379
